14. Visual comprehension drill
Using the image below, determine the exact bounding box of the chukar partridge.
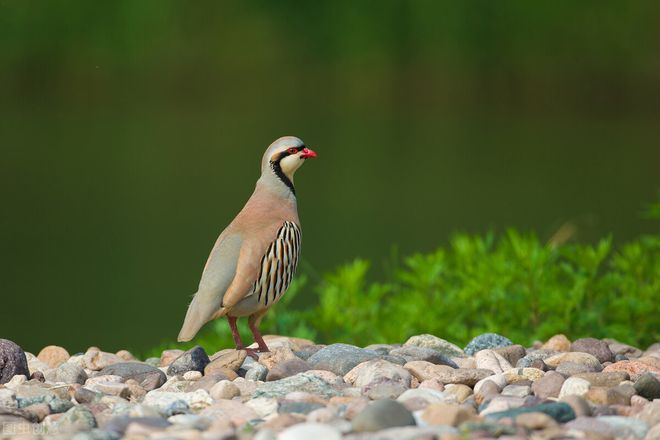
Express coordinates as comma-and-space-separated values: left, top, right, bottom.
177, 136, 317, 356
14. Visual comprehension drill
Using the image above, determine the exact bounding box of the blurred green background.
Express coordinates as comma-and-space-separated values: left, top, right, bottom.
1, 1, 659, 354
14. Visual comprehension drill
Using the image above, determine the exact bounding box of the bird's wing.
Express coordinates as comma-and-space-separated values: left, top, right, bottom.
177, 231, 243, 342
220, 220, 290, 309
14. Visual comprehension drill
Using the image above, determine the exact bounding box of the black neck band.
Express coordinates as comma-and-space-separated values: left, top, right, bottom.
270, 161, 296, 195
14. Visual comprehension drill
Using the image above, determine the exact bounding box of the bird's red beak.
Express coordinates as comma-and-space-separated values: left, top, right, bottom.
301, 147, 317, 159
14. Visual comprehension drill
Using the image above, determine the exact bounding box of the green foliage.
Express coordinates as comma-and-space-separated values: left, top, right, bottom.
305, 230, 658, 349
146, 227, 659, 358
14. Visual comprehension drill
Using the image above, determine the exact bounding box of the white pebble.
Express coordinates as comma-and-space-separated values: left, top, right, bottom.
183, 370, 202, 381
558, 377, 591, 398
278, 422, 341, 440
210, 380, 240, 400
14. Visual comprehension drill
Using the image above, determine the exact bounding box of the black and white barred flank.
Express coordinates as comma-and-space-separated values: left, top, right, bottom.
252, 221, 301, 307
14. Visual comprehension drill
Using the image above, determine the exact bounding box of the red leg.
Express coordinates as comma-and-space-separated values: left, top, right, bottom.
228, 316, 259, 360
227, 316, 244, 349
248, 314, 270, 353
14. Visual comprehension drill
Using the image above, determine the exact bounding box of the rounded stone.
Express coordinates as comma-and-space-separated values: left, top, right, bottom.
464, 333, 513, 356
633, 372, 660, 400
544, 352, 602, 370
210, 380, 240, 400
37, 345, 70, 368
558, 377, 591, 398
0, 339, 29, 384
98, 362, 166, 391
278, 422, 341, 440
571, 338, 614, 363
531, 371, 565, 399
542, 334, 571, 352
306, 344, 379, 376
167, 346, 210, 376
352, 399, 416, 432
404, 334, 466, 358
47, 363, 88, 385
603, 360, 660, 381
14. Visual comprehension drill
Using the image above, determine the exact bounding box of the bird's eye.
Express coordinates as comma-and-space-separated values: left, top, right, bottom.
287, 148, 298, 154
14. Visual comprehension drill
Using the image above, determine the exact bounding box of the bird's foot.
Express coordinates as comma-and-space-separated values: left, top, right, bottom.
242, 347, 260, 360
237, 347, 269, 360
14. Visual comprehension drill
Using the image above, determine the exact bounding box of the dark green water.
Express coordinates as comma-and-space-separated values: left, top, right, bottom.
1, 2, 659, 354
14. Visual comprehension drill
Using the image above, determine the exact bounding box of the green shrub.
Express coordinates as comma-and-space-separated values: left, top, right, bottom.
306, 230, 658, 349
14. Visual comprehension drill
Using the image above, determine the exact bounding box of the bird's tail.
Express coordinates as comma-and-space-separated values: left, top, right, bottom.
177, 291, 226, 342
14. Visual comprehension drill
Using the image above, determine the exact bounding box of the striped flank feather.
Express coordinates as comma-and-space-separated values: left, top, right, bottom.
252, 221, 301, 307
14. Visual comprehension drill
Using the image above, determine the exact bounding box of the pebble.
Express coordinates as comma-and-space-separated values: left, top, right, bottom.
583, 385, 632, 406
82, 350, 124, 371
607, 341, 643, 358
515, 349, 557, 368
351, 399, 416, 432
247, 363, 269, 381
253, 371, 344, 399
556, 361, 600, 376
501, 384, 530, 398
389, 346, 459, 368
307, 344, 380, 376
209, 380, 240, 400
50, 405, 97, 433
143, 389, 213, 413
443, 384, 472, 403
503, 367, 544, 383
571, 338, 615, 363
515, 411, 558, 430
46, 362, 88, 385
573, 371, 629, 387
475, 349, 513, 374
166, 346, 210, 376
464, 333, 513, 356
37, 345, 70, 368
541, 334, 572, 352
267, 358, 312, 381
0, 339, 30, 384
421, 402, 477, 426
493, 345, 526, 366
479, 396, 526, 416
404, 334, 465, 358
634, 372, 660, 399
98, 362, 166, 391
258, 347, 300, 369
598, 415, 649, 439
206, 348, 248, 373
159, 349, 184, 367
182, 370, 202, 381
558, 377, 591, 398
5, 334, 657, 439
602, 360, 660, 381
560, 395, 592, 417
486, 401, 576, 423
544, 352, 602, 370
364, 380, 408, 400
279, 422, 342, 440
397, 388, 450, 407
344, 359, 411, 388
530, 371, 563, 399
251, 335, 315, 352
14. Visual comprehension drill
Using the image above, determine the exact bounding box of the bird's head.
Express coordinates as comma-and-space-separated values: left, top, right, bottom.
261, 136, 317, 194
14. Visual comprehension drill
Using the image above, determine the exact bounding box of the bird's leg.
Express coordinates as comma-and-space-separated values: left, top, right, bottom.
228, 316, 260, 360
248, 314, 270, 353
227, 316, 244, 349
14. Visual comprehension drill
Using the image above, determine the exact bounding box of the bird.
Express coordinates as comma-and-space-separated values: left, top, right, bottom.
177, 136, 317, 358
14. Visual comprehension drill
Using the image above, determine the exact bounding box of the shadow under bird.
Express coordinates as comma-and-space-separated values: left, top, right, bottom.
177, 136, 317, 358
